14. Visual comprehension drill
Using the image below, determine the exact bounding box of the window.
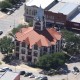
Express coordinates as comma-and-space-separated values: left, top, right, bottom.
29, 9, 31, 15
22, 42, 26, 47
27, 45, 30, 49
16, 41, 20, 46
34, 45, 38, 50
52, 45, 54, 50
28, 50, 32, 55
44, 47, 47, 52
32, 10, 34, 15
74, 23, 79, 26
22, 56, 24, 61
21, 49, 25, 54
26, 9, 28, 14
33, 51, 38, 57
16, 47, 19, 51
35, 10, 37, 15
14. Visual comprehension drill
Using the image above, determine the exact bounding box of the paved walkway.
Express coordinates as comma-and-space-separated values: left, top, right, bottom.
0, 12, 7, 19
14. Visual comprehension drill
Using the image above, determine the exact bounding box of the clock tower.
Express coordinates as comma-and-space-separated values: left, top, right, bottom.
33, 6, 46, 31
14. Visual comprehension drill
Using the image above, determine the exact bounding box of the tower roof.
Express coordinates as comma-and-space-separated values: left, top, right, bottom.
35, 6, 44, 21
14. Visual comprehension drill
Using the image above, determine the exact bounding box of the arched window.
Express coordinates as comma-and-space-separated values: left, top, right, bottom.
21, 49, 25, 54
33, 51, 38, 57
16, 41, 20, 46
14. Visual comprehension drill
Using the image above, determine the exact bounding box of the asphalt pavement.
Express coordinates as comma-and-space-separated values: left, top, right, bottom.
0, 3, 26, 38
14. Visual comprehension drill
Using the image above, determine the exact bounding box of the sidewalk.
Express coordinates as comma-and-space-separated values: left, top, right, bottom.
0, 12, 7, 19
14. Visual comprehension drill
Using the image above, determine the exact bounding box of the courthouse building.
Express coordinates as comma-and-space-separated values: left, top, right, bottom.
15, 6, 62, 63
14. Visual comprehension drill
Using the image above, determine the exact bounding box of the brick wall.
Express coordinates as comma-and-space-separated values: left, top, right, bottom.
44, 11, 66, 25
66, 21, 80, 29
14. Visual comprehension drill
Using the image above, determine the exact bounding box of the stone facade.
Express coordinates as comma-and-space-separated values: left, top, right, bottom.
14, 39, 62, 63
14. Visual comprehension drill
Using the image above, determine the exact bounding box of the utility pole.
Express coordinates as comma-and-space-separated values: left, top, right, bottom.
14, 17, 15, 28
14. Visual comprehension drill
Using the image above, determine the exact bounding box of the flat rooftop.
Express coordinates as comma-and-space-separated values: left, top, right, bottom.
58, 3, 78, 15
71, 13, 80, 23
49, 2, 79, 15
61, 0, 80, 4
26, 0, 54, 9
49, 2, 66, 13
0, 71, 19, 80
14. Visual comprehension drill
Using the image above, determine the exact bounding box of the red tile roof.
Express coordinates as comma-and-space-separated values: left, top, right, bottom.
16, 27, 61, 48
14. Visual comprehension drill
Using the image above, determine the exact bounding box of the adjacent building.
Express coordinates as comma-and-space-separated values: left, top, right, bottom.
24, 0, 80, 30
0, 71, 20, 80
15, 7, 62, 63
24, 0, 58, 22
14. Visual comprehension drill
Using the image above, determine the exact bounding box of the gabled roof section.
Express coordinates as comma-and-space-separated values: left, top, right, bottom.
16, 27, 61, 48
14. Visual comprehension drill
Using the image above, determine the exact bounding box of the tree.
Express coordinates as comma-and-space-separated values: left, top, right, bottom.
61, 29, 80, 55
28, 20, 33, 27
37, 52, 66, 70
6, 0, 20, 5
0, 36, 14, 55
0, 1, 12, 9
9, 24, 27, 37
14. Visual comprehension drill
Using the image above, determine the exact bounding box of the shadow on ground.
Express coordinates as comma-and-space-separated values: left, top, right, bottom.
2, 54, 21, 66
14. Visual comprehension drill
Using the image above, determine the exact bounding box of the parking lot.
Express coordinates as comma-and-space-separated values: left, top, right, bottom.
0, 61, 80, 80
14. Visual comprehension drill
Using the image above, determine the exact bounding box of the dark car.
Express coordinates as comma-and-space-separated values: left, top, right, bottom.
24, 72, 32, 77
0, 67, 12, 72
73, 67, 79, 72
0, 31, 3, 35
39, 70, 48, 75
41, 76, 48, 80
20, 71, 25, 75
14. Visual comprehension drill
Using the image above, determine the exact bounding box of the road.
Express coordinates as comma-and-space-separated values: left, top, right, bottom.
0, 3, 27, 38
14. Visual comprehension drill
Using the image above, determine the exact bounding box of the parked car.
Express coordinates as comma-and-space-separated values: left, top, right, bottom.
0, 67, 12, 72
39, 70, 47, 74
41, 76, 48, 80
20, 71, 25, 75
73, 67, 79, 72
7, 11, 13, 15
0, 31, 3, 35
0, 68, 5, 72
12, 8, 16, 11
2, 67, 12, 71
35, 76, 48, 80
35, 76, 42, 80
24, 72, 32, 77
29, 74, 35, 78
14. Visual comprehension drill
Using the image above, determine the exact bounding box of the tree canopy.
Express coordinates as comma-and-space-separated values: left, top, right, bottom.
6, 0, 20, 5
61, 29, 80, 55
0, 1, 12, 9
37, 52, 66, 70
0, 36, 14, 55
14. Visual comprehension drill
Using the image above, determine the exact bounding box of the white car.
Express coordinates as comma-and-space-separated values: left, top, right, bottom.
29, 74, 35, 78
2, 67, 12, 71
0, 68, 5, 72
